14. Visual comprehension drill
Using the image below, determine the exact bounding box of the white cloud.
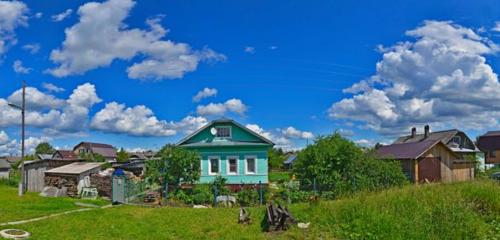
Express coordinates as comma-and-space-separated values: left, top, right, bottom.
354, 139, 374, 147
90, 102, 177, 137
51, 9, 72, 22
192, 87, 217, 102
167, 115, 208, 134
34, 12, 42, 18
0, 131, 8, 145
269, 46, 278, 50
0, 0, 29, 56
7, 86, 65, 110
22, 43, 40, 54
245, 124, 311, 151
329, 20, 500, 135
281, 126, 314, 139
244, 46, 255, 54
12, 60, 31, 74
47, 0, 225, 80
196, 98, 247, 116
0, 83, 101, 133
491, 21, 500, 32
42, 82, 65, 93
0, 132, 52, 156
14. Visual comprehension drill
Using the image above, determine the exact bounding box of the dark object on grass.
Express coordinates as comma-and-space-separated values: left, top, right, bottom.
491, 172, 500, 181
263, 203, 296, 231
238, 207, 251, 224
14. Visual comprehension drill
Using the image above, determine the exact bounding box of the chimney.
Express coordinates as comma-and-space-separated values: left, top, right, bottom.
411, 127, 416, 138
424, 125, 430, 138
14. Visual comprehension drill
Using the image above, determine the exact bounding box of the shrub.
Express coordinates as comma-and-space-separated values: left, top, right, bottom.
237, 187, 260, 206
209, 176, 230, 196
192, 185, 213, 205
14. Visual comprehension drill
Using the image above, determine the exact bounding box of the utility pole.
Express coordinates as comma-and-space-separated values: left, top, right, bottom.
8, 81, 26, 196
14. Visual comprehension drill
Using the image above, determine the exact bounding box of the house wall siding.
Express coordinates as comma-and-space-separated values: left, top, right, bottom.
422, 144, 454, 183
485, 150, 500, 164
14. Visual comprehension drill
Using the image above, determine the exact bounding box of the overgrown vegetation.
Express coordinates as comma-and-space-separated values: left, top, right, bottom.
145, 145, 200, 191
1, 180, 498, 239
35, 142, 55, 155
116, 148, 129, 163
293, 133, 408, 196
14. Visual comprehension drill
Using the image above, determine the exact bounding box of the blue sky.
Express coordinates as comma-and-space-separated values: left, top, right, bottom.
1, 0, 500, 155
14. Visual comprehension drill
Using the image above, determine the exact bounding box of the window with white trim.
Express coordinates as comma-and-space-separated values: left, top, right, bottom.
209, 157, 219, 174
227, 157, 238, 175
246, 157, 256, 174
216, 126, 231, 138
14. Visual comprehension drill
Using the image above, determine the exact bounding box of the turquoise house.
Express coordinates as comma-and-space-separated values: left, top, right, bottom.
177, 119, 274, 185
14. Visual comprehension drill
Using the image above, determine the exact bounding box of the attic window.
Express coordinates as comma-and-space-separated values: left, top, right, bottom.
216, 127, 231, 138
452, 136, 461, 145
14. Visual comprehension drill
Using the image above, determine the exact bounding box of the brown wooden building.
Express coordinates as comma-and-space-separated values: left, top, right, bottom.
477, 131, 500, 164
376, 126, 475, 183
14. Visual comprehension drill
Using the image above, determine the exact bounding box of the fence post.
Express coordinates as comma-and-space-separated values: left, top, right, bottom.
313, 178, 317, 195
213, 185, 218, 207
259, 181, 263, 205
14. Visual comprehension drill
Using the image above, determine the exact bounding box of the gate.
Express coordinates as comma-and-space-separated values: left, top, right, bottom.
418, 157, 441, 183
112, 173, 158, 204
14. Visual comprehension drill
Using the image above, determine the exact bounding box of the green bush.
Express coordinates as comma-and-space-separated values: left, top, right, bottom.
174, 190, 194, 205
192, 185, 213, 205
237, 187, 260, 206
209, 176, 230, 196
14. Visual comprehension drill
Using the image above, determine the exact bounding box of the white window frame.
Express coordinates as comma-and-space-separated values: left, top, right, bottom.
208, 156, 220, 175
226, 156, 239, 175
215, 126, 232, 138
199, 158, 203, 175
245, 155, 257, 175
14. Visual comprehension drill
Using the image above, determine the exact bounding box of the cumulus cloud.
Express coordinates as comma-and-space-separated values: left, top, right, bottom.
196, 98, 247, 116
47, 0, 225, 80
329, 20, 500, 135
90, 101, 209, 137
491, 21, 500, 32
0, 131, 52, 156
42, 82, 65, 93
0, 0, 29, 56
192, 87, 217, 102
22, 43, 40, 54
244, 46, 255, 54
0, 83, 101, 133
280, 126, 314, 139
51, 9, 72, 22
12, 60, 31, 74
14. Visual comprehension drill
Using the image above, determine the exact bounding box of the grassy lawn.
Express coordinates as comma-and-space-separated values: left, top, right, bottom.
1, 180, 499, 239
0, 185, 107, 223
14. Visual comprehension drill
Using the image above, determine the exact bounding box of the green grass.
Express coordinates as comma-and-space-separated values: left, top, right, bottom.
268, 171, 291, 183
0, 184, 108, 223
1, 180, 499, 239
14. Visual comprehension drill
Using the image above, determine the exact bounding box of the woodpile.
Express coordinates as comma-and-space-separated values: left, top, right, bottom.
264, 203, 296, 232
44, 176, 79, 197
90, 174, 112, 198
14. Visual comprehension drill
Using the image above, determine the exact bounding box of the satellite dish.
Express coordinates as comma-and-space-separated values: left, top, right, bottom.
210, 127, 217, 136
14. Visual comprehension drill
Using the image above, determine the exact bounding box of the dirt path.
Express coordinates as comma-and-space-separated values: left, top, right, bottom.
0, 205, 113, 227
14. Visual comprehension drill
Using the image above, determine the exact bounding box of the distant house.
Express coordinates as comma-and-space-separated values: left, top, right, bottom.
477, 131, 500, 164
393, 126, 479, 160
0, 159, 11, 179
73, 142, 117, 162
283, 154, 298, 169
37, 154, 53, 160
177, 118, 274, 186
52, 150, 79, 161
376, 125, 475, 183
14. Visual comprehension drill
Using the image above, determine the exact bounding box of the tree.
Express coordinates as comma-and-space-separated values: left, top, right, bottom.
293, 133, 407, 194
268, 148, 286, 169
145, 145, 200, 190
35, 142, 55, 155
80, 152, 106, 162
116, 148, 129, 163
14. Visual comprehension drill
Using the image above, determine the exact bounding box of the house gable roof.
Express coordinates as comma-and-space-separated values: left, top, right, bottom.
177, 119, 274, 147
394, 129, 479, 152
477, 131, 500, 152
53, 150, 78, 160
376, 139, 459, 160
73, 142, 117, 158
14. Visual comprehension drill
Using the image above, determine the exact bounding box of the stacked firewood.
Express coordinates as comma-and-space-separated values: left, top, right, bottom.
264, 203, 296, 231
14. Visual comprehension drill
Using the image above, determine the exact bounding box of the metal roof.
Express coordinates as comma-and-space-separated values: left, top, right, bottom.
0, 159, 11, 169
376, 139, 457, 160
45, 162, 102, 175
283, 154, 298, 164
477, 132, 500, 152
177, 118, 274, 146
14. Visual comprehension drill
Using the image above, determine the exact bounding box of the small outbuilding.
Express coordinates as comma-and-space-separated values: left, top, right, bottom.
0, 159, 11, 179
44, 162, 103, 197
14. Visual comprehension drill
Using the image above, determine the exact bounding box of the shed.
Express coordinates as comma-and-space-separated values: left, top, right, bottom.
0, 159, 11, 179
44, 162, 103, 197
283, 154, 298, 169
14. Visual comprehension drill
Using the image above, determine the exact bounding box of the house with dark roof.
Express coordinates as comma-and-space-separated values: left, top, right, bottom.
477, 131, 500, 164
73, 142, 117, 162
376, 125, 475, 183
177, 118, 274, 186
52, 150, 79, 160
